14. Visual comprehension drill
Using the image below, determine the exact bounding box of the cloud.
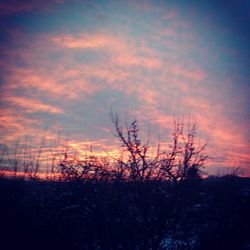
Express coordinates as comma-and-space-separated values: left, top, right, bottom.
170, 64, 206, 81
0, 0, 64, 15
5, 96, 63, 114
2, 63, 102, 100
51, 34, 114, 49
0, 2, 249, 175
0, 108, 42, 141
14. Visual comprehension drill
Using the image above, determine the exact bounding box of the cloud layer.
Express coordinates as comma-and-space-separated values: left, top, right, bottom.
0, 0, 249, 175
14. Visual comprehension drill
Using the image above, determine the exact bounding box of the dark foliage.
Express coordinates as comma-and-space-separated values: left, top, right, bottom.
0, 176, 250, 250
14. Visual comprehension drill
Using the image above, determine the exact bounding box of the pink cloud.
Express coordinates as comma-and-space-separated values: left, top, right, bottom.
5, 96, 63, 114
51, 32, 164, 70
50, 33, 128, 51
3, 65, 101, 100
170, 64, 206, 81
0, 109, 43, 141
114, 54, 162, 68
51, 34, 113, 49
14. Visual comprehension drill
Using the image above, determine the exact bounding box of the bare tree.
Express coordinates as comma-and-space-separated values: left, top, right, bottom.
59, 152, 112, 181
111, 112, 208, 183
157, 119, 208, 183
110, 112, 156, 181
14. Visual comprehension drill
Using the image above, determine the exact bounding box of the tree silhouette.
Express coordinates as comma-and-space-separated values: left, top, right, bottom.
111, 112, 208, 183
58, 113, 208, 182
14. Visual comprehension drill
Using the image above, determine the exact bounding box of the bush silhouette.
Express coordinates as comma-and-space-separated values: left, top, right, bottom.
59, 113, 208, 183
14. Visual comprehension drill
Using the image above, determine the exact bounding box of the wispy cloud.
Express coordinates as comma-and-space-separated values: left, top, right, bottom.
5, 96, 63, 114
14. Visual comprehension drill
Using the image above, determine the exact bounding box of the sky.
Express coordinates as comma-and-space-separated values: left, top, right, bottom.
0, 0, 249, 175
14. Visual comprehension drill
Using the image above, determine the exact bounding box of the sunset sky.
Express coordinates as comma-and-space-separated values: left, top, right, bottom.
0, 0, 249, 175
